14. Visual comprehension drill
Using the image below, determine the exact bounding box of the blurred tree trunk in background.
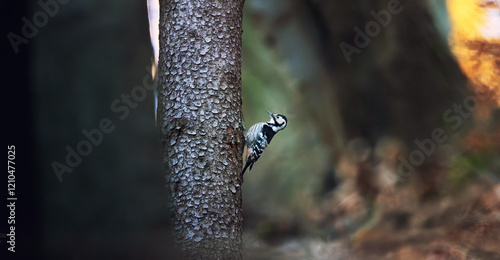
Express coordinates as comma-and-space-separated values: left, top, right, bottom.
316, 0, 468, 146
158, 0, 245, 259
309, 0, 470, 199
33, 1, 173, 259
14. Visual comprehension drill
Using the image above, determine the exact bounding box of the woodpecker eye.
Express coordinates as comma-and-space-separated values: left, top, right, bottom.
276, 116, 286, 125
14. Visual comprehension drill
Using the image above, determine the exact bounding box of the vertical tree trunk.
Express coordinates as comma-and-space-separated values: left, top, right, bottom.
158, 0, 245, 259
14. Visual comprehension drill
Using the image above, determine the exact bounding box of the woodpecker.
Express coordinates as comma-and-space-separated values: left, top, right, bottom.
242, 110, 288, 175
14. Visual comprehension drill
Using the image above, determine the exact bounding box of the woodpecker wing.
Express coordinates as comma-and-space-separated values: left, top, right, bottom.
246, 122, 269, 161
242, 122, 268, 175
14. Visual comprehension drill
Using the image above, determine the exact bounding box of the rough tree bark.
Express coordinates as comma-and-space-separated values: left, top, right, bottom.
158, 0, 246, 259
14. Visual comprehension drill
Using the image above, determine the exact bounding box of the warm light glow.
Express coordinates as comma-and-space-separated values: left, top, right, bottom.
447, 0, 500, 105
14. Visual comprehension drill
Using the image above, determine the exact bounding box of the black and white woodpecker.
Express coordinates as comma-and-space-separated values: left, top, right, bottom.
242, 110, 288, 175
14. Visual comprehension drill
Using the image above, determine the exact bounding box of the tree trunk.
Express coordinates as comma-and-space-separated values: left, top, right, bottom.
158, 0, 246, 259
313, 0, 468, 146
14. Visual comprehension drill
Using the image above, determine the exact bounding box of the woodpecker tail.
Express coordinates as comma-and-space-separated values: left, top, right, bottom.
242, 161, 251, 175
242, 145, 252, 175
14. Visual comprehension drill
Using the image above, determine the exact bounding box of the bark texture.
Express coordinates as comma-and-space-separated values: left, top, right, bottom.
158, 0, 245, 259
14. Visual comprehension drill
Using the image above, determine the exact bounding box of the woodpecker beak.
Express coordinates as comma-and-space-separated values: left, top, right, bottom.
266, 110, 276, 121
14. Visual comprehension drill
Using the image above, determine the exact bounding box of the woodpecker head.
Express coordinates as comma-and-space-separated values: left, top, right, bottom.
266, 110, 287, 132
